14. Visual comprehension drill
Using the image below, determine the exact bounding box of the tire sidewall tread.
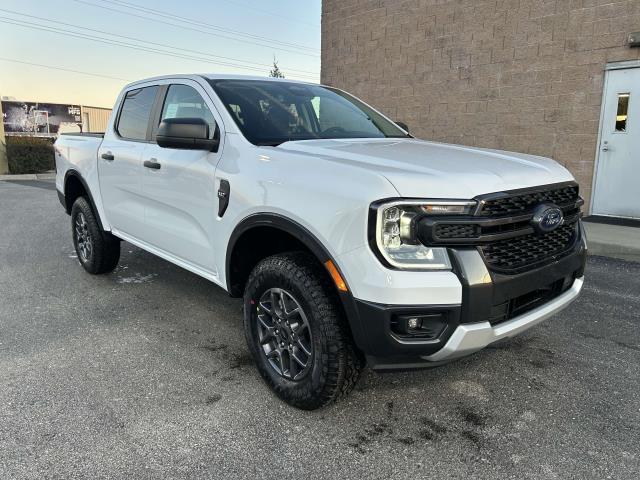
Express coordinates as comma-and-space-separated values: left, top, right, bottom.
243, 252, 362, 410
71, 197, 120, 275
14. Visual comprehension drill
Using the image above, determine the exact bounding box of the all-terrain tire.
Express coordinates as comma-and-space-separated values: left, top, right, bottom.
71, 197, 120, 274
243, 252, 364, 410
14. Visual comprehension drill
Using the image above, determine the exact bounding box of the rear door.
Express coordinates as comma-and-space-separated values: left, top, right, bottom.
140, 81, 225, 274
98, 85, 159, 238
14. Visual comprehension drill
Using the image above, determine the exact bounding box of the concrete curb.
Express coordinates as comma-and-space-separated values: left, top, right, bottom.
0, 173, 56, 181
584, 222, 640, 263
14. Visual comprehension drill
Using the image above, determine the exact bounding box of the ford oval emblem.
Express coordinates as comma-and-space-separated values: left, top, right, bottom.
531, 204, 564, 234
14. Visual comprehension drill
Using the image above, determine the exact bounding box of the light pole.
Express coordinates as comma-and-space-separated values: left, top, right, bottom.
0, 98, 8, 174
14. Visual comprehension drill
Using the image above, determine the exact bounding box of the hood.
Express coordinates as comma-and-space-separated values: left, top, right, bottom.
277, 138, 574, 198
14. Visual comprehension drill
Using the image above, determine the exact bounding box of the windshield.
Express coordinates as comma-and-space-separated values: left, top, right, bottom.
208, 79, 408, 146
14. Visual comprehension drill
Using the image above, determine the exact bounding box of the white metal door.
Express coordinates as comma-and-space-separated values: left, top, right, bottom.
141, 144, 220, 273
141, 82, 224, 274
98, 85, 159, 239
98, 139, 146, 238
592, 67, 640, 218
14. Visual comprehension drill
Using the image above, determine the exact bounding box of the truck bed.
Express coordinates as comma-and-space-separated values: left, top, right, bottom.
55, 133, 105, 211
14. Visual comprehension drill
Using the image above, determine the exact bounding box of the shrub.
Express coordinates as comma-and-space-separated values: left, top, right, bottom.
6, 136, 55, 174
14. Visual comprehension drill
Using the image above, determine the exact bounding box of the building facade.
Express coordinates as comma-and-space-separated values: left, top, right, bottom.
322, 0, 640, 218
1, 99, 111, 136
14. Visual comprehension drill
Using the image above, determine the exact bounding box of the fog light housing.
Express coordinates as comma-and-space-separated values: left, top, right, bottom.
391, 313, 448, 340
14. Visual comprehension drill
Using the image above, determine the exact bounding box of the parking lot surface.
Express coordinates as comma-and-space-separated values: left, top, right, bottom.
1, 179, 639, 479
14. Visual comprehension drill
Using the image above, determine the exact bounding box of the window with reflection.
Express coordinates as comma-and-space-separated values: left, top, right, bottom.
615, 93, 629, 132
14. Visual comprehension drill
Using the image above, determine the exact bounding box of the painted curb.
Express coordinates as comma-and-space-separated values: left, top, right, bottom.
0, 173, 56, 181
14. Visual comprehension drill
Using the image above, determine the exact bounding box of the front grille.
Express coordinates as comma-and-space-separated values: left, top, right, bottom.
478, 185, 579, 216
416, 182, 583, 274
480, 223, 578, 273
434, 223, 479, 239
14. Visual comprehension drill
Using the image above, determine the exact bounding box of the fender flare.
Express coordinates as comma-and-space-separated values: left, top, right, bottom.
226, 213, 368, 350
63, 169, 106, 231
226, 214, 334, 279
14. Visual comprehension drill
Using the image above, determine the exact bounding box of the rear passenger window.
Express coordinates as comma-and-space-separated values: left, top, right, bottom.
160, 84, 216, 138
116, 86, 158, 140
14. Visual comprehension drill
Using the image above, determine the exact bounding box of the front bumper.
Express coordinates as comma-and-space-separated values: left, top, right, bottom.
344, 228, 586, 370
424, 275, 583, 362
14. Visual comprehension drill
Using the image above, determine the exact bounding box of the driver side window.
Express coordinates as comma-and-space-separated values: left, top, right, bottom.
160, 84, 216, 138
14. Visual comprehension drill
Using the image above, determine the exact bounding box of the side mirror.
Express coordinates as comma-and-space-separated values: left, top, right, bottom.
395, 121, 409, 133
156, 117, 219, 151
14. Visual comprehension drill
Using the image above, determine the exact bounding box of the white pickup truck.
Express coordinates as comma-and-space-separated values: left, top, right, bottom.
55, 74, 586, 409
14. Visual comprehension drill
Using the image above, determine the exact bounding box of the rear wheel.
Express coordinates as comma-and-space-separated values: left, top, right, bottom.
71, 197, 120, 274
243, 252, 363, 410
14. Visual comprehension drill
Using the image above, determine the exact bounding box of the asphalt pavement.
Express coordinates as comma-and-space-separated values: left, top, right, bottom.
0, 179, 639, 479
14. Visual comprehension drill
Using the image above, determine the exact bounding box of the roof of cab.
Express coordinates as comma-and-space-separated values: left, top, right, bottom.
202, 73, 316, 83
123, 73, 319, 90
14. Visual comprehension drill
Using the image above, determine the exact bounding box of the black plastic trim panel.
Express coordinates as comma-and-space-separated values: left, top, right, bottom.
352, 300, 461, 357
416, 182, 583, 274
417, 208, 582, 246
62, 170, 106, 231
474, 181, 580, 216
449, 236, 586, 325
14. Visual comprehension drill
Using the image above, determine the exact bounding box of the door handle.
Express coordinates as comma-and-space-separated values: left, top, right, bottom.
602, 141, 609, 152
143, 159, 161, 170
101, 152, 115, 161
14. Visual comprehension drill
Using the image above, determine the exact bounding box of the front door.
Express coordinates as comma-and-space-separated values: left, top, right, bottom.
141, 82, 223, 274
592, 67, 640, 219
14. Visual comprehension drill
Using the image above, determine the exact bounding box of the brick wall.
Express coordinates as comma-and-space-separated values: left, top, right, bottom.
321, 0, 640, 208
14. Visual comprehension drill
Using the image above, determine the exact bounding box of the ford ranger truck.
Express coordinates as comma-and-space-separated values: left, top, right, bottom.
55, 75, 586, 410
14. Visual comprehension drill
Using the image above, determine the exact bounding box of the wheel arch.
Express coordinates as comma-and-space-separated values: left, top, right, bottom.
226, 213, 338, 296
226, 213, 368, 352
63, 169, 105, 231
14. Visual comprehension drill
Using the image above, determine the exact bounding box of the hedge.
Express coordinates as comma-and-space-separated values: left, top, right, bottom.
6, 136, 55, 174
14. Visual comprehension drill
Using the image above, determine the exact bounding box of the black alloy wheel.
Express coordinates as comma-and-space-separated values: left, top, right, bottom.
256, 287, 313, 381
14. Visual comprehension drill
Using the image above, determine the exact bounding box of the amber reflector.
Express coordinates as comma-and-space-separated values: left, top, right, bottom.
325, 260, 348, 292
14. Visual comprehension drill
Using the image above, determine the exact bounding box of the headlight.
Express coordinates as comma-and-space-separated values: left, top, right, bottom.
372, 200, 476, 270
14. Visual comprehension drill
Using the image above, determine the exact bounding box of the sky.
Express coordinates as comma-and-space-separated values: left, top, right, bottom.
0, 0, 321, 108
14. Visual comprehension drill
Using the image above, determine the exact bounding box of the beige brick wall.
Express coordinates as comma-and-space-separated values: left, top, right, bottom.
321, 0, 640, 208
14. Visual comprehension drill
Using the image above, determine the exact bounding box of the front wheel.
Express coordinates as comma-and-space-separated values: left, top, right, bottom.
243, 252, 363, 410
71, 197, 120, 274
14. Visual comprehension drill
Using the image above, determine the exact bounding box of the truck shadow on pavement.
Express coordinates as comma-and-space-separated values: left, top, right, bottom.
67, 242, 638, 467
98, 242, 560, 400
